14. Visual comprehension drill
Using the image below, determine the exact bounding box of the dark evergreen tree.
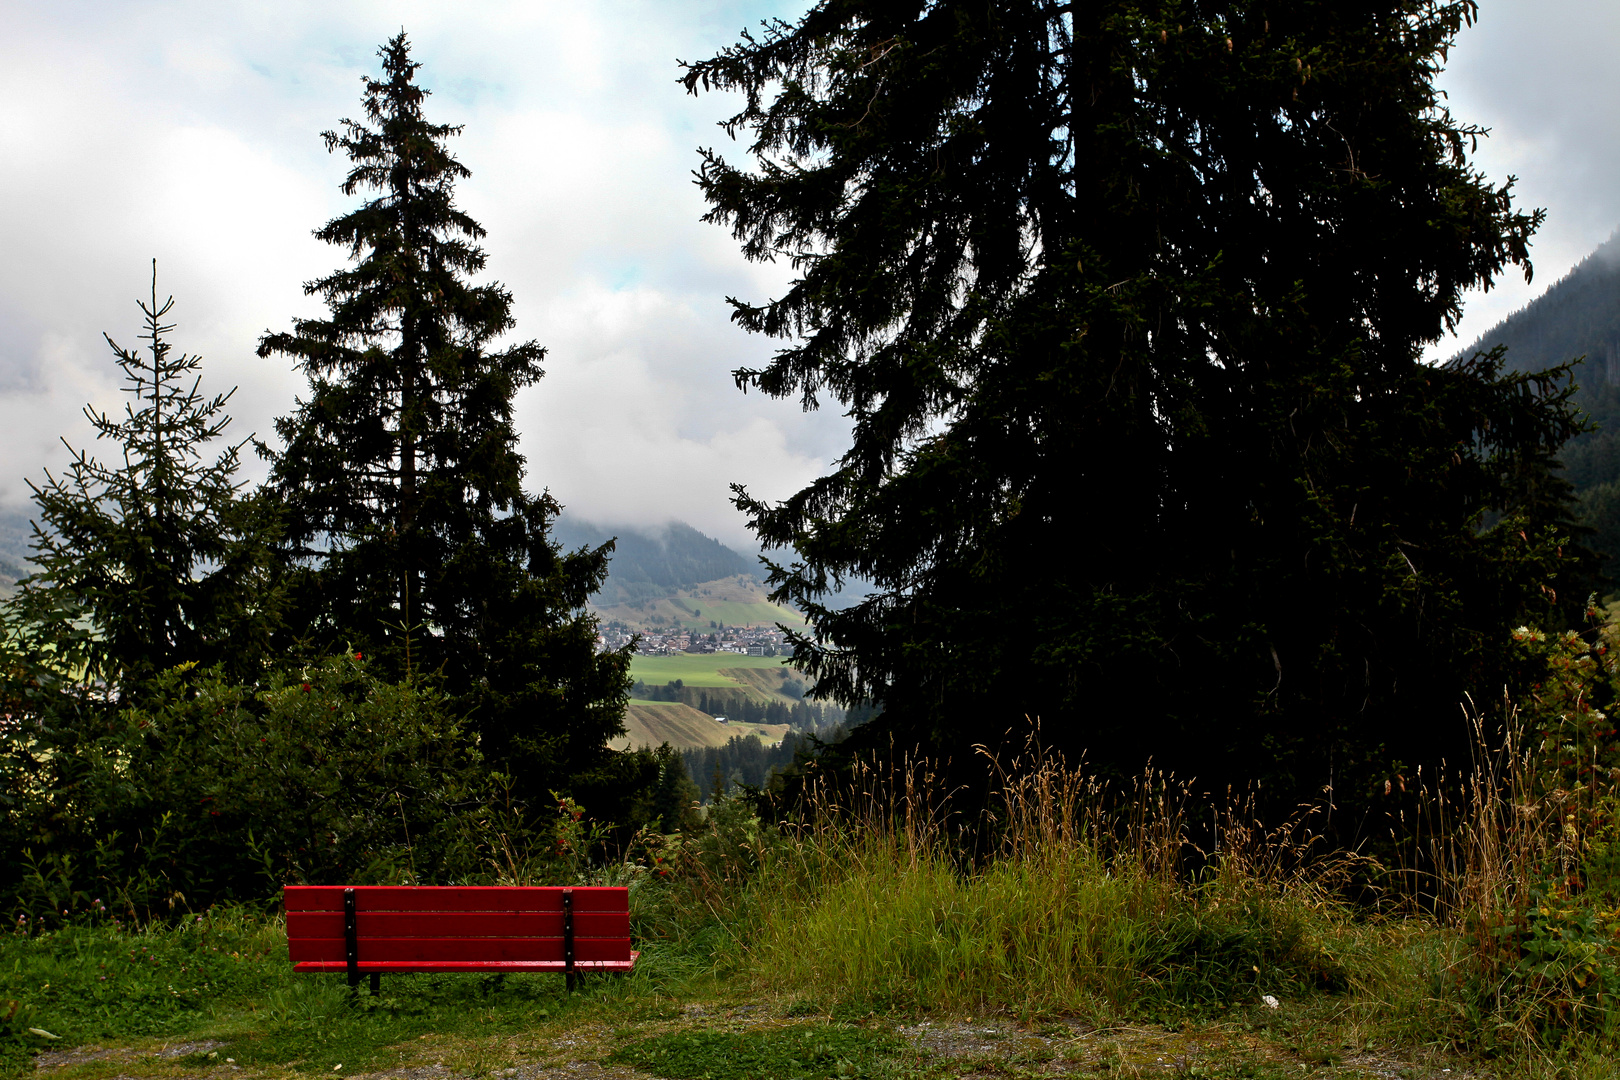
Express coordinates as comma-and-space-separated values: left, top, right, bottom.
649, 743, 702, 832
258, 34, 630, 804
685, 1, 1591, 807
4, 265, 279, 692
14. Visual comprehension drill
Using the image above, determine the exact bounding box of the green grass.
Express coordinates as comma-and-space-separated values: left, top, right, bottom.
745, 826, 1365, 1021
674, 600, 804, 629
608, 1024, 908, 1080
0, 912, 583, 1078
11, 767, 1620, 1080
631, 653, 795, 687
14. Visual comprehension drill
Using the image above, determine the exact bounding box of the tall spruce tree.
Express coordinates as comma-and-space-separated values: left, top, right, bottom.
4, 266, 279, 693
258, 34, 630, 805
685, 1, 1592, 806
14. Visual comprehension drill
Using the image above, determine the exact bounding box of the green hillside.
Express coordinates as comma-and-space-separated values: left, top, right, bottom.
630, 653, 795, 687
598, 573, 805, 632
550, 518, 761, 606
612, 699, 788, 751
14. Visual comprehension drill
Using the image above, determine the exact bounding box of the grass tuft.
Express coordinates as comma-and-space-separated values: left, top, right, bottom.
608, 1023, 907, 1080
744, 752, 1373, 1021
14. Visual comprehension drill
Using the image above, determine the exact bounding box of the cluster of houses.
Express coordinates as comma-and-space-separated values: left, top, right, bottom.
597, 623, 789, 657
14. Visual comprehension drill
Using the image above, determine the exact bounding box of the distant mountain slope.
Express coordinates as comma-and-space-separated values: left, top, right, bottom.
0, 506, 34, 590
597, 573, 805, 633
1457, 234, 1620, 490
550, 518, 762, 606
1457, 234, 1620, 581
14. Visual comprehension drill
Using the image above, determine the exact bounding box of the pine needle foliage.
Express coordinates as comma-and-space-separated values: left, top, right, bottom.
258, 34, 630, 807
6, 265, 278, 691
684, 0, 1594, 803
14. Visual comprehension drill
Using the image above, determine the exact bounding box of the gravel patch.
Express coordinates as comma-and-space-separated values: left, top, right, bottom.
33, 1047, 134, 1070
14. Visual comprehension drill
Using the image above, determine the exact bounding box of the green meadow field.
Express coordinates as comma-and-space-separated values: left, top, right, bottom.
668, 598, 803, 628
629, 652, 794, 687
611, 699, 789, 750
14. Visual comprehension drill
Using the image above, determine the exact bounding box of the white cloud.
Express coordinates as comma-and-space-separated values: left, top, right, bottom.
1432, 1, 1620, 357
0, 0, 828, 551
6, 0, 1612, 543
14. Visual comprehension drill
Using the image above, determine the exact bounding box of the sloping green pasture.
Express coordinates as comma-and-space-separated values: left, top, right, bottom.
630, 653, 793, 687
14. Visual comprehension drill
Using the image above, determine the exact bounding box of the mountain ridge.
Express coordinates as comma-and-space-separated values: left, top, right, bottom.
1456, 231, 1620, 578
1456, 232, 1620, 491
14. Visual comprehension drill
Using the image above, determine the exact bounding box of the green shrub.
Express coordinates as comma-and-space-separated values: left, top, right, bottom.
3, 656, 490, 921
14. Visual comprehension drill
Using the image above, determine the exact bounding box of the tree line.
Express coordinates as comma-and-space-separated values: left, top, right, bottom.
0, 35, 660, 921
630, 679, 843, 729
682, 729, 841, 804
2, 0, 1603, 921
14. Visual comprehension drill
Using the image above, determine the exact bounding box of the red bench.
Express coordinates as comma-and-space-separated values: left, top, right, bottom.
284, 886, 637, 993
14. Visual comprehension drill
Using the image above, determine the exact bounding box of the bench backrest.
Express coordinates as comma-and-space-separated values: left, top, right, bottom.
284, 886, 632, 966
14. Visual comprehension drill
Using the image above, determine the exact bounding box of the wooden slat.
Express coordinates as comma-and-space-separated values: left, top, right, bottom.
283, 886, 628, 914
286, 937, 631, 964
286, 910, 629, 941
293, 953, 639, 974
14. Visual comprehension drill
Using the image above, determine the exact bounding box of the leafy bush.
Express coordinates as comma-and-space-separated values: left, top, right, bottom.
1439, 612, 1620, 1046
3, 656, 490, 921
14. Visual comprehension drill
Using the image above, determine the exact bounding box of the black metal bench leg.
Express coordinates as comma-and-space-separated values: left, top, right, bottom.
369, 972, 380, 996
563, 888, 576, 994
344, 888, 360, 992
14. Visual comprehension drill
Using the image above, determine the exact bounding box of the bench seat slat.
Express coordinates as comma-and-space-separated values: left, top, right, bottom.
288, 936, 632, 964
292, 955, 638, 974
283, 886, 636, 985
286, 910, 629, 940
284, 886, 628, 913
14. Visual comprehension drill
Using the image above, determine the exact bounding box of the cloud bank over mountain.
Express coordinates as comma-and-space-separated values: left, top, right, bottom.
4, 2, 1620, 549
0, 0, 831, 552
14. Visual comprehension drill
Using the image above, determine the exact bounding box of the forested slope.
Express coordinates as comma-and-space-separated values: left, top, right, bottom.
1458, 235, 1620, 576
549, 518, 761, 606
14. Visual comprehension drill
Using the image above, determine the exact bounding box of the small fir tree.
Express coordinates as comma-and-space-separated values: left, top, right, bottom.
5, 265, 279, 692
257, 33, 630, 805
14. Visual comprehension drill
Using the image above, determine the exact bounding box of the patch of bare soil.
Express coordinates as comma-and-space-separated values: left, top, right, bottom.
33, 1048, 134, 1071
149, 1042, 226, 1060
505, 1065, 645, 1080
896, 1016, 1481, 1079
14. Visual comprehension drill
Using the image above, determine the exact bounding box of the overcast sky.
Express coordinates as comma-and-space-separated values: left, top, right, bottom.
0, 2, 1612, 550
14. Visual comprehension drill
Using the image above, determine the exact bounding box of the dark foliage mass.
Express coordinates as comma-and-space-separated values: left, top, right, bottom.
683, 730, 828, 803
256, 34, 632, 811
686, 0, 1592, 808
0, 37, 652, 922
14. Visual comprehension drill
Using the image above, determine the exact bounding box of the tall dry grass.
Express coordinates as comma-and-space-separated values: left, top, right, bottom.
743, 746, 1365, 1016
1399, 686, 1620, 1049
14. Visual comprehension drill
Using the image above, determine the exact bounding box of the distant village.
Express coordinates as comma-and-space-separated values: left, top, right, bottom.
597, 622, 790, 657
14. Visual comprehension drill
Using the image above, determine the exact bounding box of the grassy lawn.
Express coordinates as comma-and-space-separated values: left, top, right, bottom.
7, 761, 1615, 1080
0, 910, 1510, 1080
630, 653, 794, 687
668, 599, 804, 629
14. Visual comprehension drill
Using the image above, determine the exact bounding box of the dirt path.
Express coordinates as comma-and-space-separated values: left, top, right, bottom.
25, 1004, 1483, 1080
